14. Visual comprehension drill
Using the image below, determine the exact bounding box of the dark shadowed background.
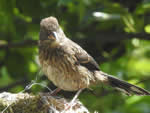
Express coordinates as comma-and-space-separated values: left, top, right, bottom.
0, 0, 150, 112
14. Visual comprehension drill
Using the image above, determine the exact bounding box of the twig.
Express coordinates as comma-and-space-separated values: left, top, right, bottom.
0, 40, 38, 49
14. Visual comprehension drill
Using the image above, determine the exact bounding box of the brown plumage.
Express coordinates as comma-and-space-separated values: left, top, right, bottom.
39, 16, 150, 96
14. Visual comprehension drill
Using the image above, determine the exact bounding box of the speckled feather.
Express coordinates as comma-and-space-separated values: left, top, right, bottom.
39, 38, 97, 91
39, 16, 150, 95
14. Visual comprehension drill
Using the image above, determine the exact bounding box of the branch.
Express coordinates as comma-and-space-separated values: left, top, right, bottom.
0, 32, 149, 49
0, 40, 38, 49
0, 92, 89, 113
93, 32, 150, 42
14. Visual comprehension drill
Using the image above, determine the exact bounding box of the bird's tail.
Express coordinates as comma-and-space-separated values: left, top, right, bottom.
95, 71, 150, 96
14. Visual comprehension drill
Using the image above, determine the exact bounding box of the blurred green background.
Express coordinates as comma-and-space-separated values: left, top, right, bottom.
1, 0, 150, 112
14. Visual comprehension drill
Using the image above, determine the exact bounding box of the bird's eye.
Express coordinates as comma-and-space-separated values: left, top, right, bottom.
48, 32, 56, 40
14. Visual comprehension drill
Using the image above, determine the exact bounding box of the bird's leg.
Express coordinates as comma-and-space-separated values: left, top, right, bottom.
50, 88, 61, 96
64, 89, 83, 111
70, 89, 83, 104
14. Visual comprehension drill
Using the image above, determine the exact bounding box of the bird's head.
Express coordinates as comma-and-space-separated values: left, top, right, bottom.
39, 16, 65, 47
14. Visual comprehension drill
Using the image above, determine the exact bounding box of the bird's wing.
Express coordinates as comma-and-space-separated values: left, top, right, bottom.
75, 51, 100, 71
69, 41, 100, 71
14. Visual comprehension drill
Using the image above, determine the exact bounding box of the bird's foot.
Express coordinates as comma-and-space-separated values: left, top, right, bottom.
49, 88, 61, 96
63, 89, 83, 112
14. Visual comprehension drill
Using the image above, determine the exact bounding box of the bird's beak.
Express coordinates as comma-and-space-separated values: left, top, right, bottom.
48, 32, 58, 41
53, 32, 58, 40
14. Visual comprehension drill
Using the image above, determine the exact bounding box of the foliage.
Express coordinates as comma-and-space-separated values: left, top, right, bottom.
0, 0, 150, 112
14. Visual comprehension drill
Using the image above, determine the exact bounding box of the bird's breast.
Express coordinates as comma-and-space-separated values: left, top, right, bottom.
39, 47, 95, 91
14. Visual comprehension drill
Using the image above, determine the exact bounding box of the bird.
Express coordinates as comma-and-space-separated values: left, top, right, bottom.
38, 16, 150, 96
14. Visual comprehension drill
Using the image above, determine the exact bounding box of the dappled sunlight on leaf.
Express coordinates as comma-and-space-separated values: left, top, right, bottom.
145, 24, 150, 34
0, 67, 13, 87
